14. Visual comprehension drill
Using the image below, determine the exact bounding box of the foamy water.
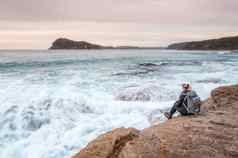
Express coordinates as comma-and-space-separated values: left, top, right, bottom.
0, 49, 237, 158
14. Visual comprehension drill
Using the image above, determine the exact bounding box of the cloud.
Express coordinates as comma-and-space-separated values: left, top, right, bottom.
0, 0, 238, 25
0, 0, 237, 49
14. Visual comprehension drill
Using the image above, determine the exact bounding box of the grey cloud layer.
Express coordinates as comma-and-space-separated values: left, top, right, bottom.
1, 0, 238, 25
0, 0, 237, 49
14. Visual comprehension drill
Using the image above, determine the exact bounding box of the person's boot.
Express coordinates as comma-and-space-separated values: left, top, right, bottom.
164, 112, 172, 119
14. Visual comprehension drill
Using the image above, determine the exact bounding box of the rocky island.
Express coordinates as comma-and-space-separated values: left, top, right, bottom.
50, 38, 108, 49
72, 85, 238, 158
49, 38, 163, 50
168, 35, 238, 50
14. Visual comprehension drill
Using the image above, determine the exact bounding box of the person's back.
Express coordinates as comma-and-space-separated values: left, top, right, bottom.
182, 90, 201, 114
164, 83, 200, 119
175, 89, 190, 115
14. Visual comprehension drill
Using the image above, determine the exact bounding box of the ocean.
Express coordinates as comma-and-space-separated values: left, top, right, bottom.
0, 49, 237, 158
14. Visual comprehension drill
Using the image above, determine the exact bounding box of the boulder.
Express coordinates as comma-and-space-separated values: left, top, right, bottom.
72, 128, 139, 158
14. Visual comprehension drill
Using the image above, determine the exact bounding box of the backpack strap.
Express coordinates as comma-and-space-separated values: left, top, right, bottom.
182, 95, 190, 113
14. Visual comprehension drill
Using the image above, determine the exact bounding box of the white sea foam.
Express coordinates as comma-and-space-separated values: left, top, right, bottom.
0, 49, 237, 158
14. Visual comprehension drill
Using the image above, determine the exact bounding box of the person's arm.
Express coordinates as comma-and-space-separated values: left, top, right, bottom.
174, 92, 186, 107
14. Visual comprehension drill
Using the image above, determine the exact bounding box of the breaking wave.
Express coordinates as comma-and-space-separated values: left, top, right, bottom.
115, 84, 177, 102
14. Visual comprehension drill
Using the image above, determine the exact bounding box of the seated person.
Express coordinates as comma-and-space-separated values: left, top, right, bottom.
164, 83, 201, 119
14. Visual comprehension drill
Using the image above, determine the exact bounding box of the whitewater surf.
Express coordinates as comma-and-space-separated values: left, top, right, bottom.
0, 49, 237, 158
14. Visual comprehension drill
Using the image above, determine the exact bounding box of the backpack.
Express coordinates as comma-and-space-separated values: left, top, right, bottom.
183, 91, 201, 114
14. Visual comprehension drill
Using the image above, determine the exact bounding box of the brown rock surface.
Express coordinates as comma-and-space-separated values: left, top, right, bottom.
72, 128, 139, 158
72, 85, 238, 158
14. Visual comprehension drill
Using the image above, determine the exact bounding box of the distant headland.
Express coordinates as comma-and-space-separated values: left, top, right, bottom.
168, 35, 238, 50
49, 38, 163, 50
50, 38, 107, 49
50, 36, 238, 51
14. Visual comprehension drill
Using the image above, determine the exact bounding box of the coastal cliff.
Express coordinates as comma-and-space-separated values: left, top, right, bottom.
168, 36, 238, 50
72, 85, 238, 158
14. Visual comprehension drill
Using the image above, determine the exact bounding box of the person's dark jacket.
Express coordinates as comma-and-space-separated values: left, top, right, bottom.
174, 90, 191, 115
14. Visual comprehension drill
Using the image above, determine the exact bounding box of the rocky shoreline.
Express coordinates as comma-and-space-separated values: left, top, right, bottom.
72, 85, 238, 158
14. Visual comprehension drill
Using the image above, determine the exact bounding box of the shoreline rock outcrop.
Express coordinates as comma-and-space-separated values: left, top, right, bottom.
72, 85, 238, 158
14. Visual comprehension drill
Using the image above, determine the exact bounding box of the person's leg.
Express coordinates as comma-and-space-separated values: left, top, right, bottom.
164, 103, 178, 119
169, 103, 177, 116
177, 105, 188, 116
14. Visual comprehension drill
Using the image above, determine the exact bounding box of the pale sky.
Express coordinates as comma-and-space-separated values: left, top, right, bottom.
0, 0, 237, 49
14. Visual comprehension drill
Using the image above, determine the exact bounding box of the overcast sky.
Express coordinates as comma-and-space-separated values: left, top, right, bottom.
0, 0, 237, 49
